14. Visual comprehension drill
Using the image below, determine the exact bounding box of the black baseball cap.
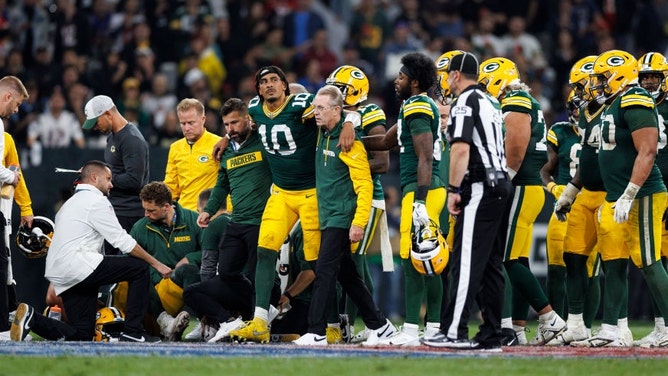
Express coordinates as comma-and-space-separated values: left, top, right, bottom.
447, 52, 479, 75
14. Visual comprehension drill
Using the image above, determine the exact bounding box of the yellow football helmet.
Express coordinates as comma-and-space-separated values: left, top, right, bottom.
590, 49, 638, 103
94, 306, 125, 342
326, 65, 369, 107
637, 52, 668, 98
410, 221, 449, 277
478, 57, 520, 99
569, 55, 596, 102
434, 50, 464, 105
566, 89, 581, 124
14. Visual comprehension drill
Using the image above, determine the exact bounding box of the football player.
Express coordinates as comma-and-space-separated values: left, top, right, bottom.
360, 53, 447, 346
634, 52, 668, 347
570, 50, 668, 347
326, 65, 398, 343
478, 57, 566, 345
550, 55, 613, 346
217, 66, 391, 345
540, 89, 582, 318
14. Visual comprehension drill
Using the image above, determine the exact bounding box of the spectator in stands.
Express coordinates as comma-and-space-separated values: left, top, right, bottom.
350, 0, 391, 79
142, 73, 178, 137
27, 86, 85, 149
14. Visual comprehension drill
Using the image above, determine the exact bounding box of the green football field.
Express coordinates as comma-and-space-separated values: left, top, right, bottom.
1, 320, 668, 375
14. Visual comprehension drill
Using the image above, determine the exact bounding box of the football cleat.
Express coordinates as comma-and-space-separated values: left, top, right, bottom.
362, 319, 397, 346
293, 332, 328, 346
10, 303, 34, 341
374, 324, 420, 346
326, 325, 343, 344
208, 317, 245, 343
229, 317, 270, 343
571, 324, 626, 347
350, 326, 371, 343
545, 320, 588, 346
529, 312, 566, 345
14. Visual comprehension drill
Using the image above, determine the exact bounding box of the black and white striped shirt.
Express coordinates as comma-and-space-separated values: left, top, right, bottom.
447, 85, 507, 177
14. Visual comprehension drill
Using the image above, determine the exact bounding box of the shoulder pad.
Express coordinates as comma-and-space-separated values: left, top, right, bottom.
620, 87, 655, 109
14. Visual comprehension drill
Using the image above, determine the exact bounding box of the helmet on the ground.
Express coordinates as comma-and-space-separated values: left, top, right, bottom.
326, 65, 369, 106
94, 306, 125, 342
590, 50, 638, 103
15, 216, 54, 259
637, 52, 668, 98
411, 221, 449, 276
478, 57, 520, 99
434, 50, 464, 105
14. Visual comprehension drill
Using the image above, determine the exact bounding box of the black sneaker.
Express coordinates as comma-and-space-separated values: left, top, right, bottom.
421, 331, 476, 349
500, 327, 519, 346
339, 314, 351, 343
119, 332, 162, 343
10, 303, 34, 341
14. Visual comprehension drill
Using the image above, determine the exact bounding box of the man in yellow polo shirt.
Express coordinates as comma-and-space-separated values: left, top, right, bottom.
164, 98, 222, 211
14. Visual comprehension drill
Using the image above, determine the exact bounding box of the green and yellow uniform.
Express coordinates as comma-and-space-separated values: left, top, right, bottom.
249, 93, 322, 261
653, 96, 668, 258
598, 86, 666, 268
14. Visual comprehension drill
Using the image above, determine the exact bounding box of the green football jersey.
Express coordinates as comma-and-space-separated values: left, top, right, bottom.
357, 103, 386, 200
204, 131, 273, 225
577, 103, 606, 191
546, 121, 581, 184
248, 93, 318, 190
397, 93, 445, 192
654, 96, 668, 185
599, 87, 666, 201
501, 90, 548, 186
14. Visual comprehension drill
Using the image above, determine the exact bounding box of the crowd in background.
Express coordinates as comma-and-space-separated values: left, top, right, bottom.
2, 0, 667, 168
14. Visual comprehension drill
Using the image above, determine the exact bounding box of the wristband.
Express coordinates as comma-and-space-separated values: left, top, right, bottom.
415, 185, 428, 201
546, 181, 557, 194
283, 291, 293, 301
447, 184, 461, 194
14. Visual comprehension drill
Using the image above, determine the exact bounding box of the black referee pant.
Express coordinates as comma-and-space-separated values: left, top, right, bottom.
440, 179, 512, 344
31, 256, 150, 341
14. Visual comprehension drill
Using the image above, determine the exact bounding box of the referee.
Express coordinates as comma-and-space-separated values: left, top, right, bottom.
422, 52, 512, 350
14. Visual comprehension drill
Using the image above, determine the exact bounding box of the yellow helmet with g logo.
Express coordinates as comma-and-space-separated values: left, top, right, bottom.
434, 50, 464, 105
478, 57, 520, 99
410, 221, 449, 277
326, 65, 369, 107
94, 306, 125, 342
569, 55, 597, 89
590, 50, 638, 103
637, 52, 668, 98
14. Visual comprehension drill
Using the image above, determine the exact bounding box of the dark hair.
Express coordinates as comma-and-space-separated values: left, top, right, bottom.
139, 181, 172, 206
220, 98, 248, 117
255, 66, 290, 98
80, 160, 110, 182
400, 52, 437, 92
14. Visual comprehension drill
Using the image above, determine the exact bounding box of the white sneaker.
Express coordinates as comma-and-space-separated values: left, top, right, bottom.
292, 332, 327, 346
375, 324, 419, 346
530, 312, 566, 345
422, 324, 440, 340
513, 325, 527, 345
0, 329, 31, 342
571, 324, 625, 347
635, 326, 662, 348
184, 322, 203, 341
619, 326, 633, 347
546, 320, 588, 346
350, 326, 371, 343
208, 317, 245, 343
157, 311, 190, 342
362, 319, 397, 346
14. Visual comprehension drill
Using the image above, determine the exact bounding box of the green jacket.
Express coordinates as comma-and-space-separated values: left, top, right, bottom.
130, 202, 203, 285
315, 115, 373, 230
